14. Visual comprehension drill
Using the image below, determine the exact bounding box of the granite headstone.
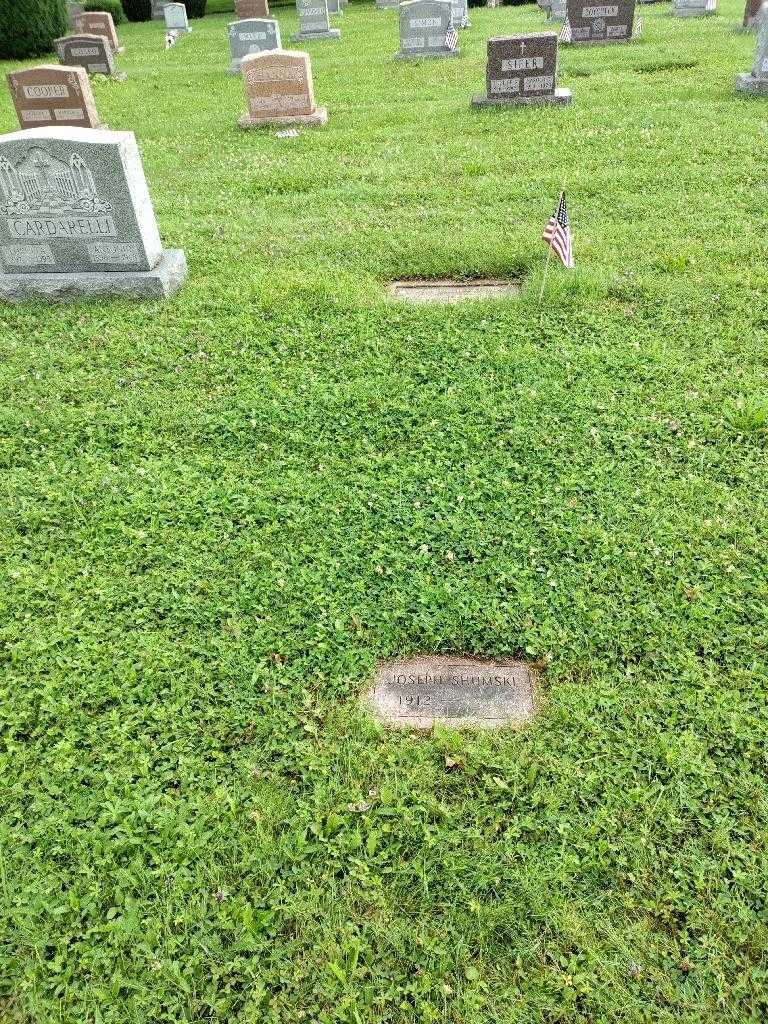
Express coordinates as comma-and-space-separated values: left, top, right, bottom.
472, 32, 572, 105
66, 2, 85, 28
0, 126, 186, 300
563, 0, 636, 42
55, 35, 123, 78
6, 65, 101, 131
396, 0, 459, 58
238, 49, 328, 126
236, 0, 270, 14
451, 0, 471, 26
164, 3, 192, 32
736, 1, 768, 93
73, 11, 123, 53
548, 0, 567, 19
228, 18, 281, 74
672, 0, 716, 16
293, 0, 341, 39
744, 0, 763, 26
151, 0, 171, 18
376, 0, 401, 9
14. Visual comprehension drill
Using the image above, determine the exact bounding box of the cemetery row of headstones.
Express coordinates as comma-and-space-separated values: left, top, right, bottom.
2, 0, 768, 304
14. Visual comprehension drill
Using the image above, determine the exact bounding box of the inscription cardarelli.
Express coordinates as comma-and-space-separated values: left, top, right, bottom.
366, 655, 537, 729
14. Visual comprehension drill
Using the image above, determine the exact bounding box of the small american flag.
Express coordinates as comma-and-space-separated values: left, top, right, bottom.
559, 17, 572, 42
633, 15, 643, 35
445, 23, 459, 50
542, 191, 574, 269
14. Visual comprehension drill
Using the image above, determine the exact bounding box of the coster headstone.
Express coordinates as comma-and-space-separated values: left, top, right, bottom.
744, 0, 762, 26
66, 2, 85, 28
0, 126, 186, 300
55, 35, 124, 78
6, 65, 101, 131
472, 32, 572, 106
228, 18, 281, 74
238, 49, 328, 126
396, 0, 459, 58
736, 1, 768, 93
236, 0, 270, 14
164, 3, 192, 32
73, 11, 123, 53
563, 0, 636, 42
671, 0, 715, 16
451, 0, 471, 27
151, 0, 171, 18
293, 0, 341, 39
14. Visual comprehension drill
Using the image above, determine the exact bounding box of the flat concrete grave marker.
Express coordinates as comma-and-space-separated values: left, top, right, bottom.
744, 0, 763, 27
236, 0, 270, 14
396, 0, 459, 59
564, 0, 636, 42
388, 278, 520, 302
293, 0, 341, 39
73, 11, 123, 53
0, 126, 186, 301
7, 65, 101, 131
366, 656, 537, 729
55, 34, 124, 78
472, 32, 572, 106
228, 18, 281, 73
239, 49, 328, 126
151, 0, 172, 18
66, 2, 85, 28
672, 0, 715, 16
736, 1, 768, 92
164, 3, 191, 32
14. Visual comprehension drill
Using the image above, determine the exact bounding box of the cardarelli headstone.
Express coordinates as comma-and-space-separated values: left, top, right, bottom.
736, 1, 768, 93
366, 656, 537, 730
0, 127, 187, 301
671, 0, 715, 16
236, 0, 270, 15
55, 34, 124, 79
6, 65, 101, 130
164, 3, 192, 32
73, 11, 123, 53
744, 0, 762, 27
396, 0, 458, 59
564, 0, 636, 42
293, 0, 341, 39
228, 18, 282, 74
472, 33, 572, 106
238, 49, 328, 126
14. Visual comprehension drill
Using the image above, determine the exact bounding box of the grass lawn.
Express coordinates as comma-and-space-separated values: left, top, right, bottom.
2, 2, 768, 1021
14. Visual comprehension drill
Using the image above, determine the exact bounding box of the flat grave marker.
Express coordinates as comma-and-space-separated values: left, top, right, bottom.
228, 18, 282, 73
0, 126, 186, 300
6, 65, 101, 130
55, 34, 124, 79
366, 656, 537, 730
73, 11, 123, 53
736, 1, 768, 93
472, 32, 572, 106
238, 49, 328, 126
396, 0, 459, 59
293, 0, 341, 40
563, 0, 636, 42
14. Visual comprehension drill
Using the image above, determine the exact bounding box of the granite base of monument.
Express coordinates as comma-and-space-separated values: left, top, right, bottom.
0, 250, 187, 303
735, 71, 768, 93
471, 87, 572, 106
291, 28, 341, 39
238, 106, 329, 127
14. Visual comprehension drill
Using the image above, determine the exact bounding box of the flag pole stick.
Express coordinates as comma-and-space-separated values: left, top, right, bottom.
538, 243, 552, 303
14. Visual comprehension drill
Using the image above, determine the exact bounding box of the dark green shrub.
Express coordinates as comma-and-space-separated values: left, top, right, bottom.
84, 0, 125, 22
0, 0, 68, 59
185, 0, 207, 16
122, 0, 151, 18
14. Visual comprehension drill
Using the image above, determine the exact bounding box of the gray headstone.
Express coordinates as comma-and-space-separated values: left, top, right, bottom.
66, 2, 85, 29
744, 0, 763, 27
366, 656, 537, 730
164, 3, 191, 31
228, 18, 281, 73
376, 0, 400, 9
472, 32, 572, 106
0, 127, 186, 300
548, 0, 567, 20
564, 0, 636, 42
736, 1, 768, 92
396, 0, 458, 58
672, 0, 715, 16
55, 34, 122, 78
451, 0, 470, 27
327, 0, 342, 13
293, 0, 341, 38
151, 0, 171, 18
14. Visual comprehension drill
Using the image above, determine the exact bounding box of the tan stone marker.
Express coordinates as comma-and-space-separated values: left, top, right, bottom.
238, 49, 328, 128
